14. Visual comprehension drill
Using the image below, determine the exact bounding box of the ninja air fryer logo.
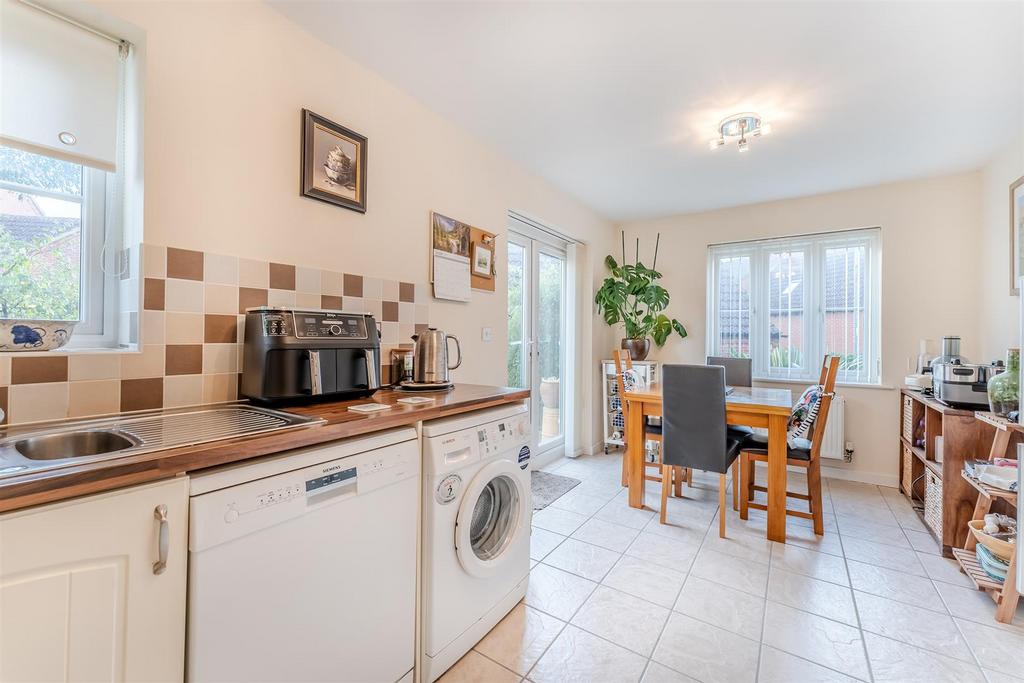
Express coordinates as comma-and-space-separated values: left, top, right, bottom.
518, 446, 531, 470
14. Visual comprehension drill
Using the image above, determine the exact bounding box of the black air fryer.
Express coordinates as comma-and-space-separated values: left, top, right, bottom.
240, 307, 381, 403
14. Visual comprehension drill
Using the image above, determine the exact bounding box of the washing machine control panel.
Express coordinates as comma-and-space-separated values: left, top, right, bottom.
475, 414, 531, 457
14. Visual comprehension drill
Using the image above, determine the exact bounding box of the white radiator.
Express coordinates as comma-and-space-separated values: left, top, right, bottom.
821, 395, 846, 461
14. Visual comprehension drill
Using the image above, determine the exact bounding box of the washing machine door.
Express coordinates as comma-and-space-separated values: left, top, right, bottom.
455, 458, 529, 578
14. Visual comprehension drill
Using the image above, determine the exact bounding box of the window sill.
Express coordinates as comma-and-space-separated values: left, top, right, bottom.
754, 377, 895, 391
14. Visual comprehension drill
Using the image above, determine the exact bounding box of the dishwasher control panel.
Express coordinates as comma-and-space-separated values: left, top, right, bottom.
189, 437, 418, 552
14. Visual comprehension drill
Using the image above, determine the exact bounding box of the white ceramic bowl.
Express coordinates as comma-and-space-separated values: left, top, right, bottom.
0, 320, 77, 351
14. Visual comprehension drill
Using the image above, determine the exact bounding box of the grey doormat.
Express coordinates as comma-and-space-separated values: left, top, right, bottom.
532, 470, 582, 510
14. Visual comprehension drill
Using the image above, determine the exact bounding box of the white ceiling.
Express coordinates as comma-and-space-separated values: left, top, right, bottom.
270, 1, 1024, 221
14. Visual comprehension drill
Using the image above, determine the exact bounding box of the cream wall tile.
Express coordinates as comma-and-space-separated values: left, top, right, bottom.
202, 373, 238, 404
68, 380, 120, 417
398, 302, 415, 323
343, 296, 364, 312
296, 292, 321, 308
414, 283, 429, 302
164, 278, 205, 313
143, 244, 166, 278
238, 258, 269, 288
68, 354, 121, 381
415, 304, 429, 324
399, 324, 415, 344
381, 321, 398, 344
9, 383, 69, 423
204, 253, 238, 284
165, 313, 204, 344
163, 374, 203, 408
0, 356, 12, 385
203, 344, 238, 374
142, 310, 165, 344
296, 267, 321, 293
382, 279, 399, 301
365, 300, 382, 321
205, 284, 239, 315
321, 271, 343, 296
268, 289, 296, 307
121, 344, 165, 379
362, 277, 383, 300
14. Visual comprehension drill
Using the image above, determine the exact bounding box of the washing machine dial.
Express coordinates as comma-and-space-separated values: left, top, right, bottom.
436, 473, 462, 504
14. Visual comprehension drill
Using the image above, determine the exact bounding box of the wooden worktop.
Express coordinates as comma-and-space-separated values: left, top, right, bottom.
0, 383, 529, 513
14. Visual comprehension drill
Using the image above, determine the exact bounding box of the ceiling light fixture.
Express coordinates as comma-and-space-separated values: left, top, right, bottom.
709, 112, 771, 152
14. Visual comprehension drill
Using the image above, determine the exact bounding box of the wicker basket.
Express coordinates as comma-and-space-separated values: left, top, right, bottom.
924, 470, 943, 539
901, 444, 913, 495
902, 395, 915, 442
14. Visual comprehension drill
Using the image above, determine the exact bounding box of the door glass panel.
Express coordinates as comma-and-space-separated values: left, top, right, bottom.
537, 251, 565, 443
469, 475, 518, 561
715, 255, 751, 358
506, 242, 527, 389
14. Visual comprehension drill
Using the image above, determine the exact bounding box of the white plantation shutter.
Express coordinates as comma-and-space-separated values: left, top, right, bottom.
1, 0, 125, 171
707, 228, 881, 384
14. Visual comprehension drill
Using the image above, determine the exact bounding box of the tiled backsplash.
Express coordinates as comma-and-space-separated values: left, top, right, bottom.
0, 243, 430, 427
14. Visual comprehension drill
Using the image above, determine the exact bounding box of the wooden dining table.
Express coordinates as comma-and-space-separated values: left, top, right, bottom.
623, 382, 794, 543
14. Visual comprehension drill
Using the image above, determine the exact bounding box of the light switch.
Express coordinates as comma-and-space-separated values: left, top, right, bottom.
481, 327, 493, 342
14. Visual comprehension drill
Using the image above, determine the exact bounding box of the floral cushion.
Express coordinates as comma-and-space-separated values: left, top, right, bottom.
788, 384, 823, 444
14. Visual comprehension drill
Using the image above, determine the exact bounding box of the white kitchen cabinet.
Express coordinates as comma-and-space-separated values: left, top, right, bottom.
0, 477, 188, 683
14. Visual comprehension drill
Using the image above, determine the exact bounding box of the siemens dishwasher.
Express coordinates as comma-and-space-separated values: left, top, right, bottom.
186, 427, 419, 683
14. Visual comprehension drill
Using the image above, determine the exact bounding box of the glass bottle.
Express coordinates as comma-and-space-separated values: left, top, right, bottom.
987, 348, 1019, 417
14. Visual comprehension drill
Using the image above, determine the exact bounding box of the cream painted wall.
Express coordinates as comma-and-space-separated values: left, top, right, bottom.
621, 172, 985, 486
94, 0, 616, 450
978, 137, 1024, 359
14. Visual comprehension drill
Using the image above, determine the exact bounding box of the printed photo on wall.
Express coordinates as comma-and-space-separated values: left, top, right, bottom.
431, 212, 471, 257
301, 109, 367, 213
1011, 175, 1024, 294
472, 241, 493, 278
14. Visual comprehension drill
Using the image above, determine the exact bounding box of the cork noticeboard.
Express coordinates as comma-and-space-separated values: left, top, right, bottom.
470, 227, 496, 292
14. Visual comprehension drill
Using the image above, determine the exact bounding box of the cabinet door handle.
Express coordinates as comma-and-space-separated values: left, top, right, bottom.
153, 504, 169, 575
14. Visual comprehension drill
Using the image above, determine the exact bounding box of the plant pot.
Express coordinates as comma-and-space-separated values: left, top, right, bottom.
540, 377, 560, 408
621, 338, 651, 361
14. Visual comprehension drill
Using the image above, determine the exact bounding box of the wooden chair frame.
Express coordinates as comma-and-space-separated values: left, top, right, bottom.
740, 355, 839, 536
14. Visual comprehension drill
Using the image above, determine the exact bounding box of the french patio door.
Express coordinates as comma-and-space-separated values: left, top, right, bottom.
507, 227, 568, 455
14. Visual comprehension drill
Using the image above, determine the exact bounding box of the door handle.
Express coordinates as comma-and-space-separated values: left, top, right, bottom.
153, 504, 169, 575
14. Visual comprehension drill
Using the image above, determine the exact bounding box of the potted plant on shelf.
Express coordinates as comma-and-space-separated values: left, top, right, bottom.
594, 233, 687, 360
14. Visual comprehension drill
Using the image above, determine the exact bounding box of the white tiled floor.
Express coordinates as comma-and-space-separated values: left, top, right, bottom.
439, 451, 1024, 683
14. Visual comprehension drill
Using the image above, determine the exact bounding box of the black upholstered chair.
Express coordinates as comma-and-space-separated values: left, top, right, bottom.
706, 356, 752, 388
660, 364, 750, 536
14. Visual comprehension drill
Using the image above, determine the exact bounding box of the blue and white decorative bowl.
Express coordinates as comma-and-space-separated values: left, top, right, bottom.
0, 320, 77, 351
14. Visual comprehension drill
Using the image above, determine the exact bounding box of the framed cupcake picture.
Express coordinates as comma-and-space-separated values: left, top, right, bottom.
301, 109, 367, 213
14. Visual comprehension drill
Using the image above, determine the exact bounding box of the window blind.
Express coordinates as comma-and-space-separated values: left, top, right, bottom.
1, 0, 124, 171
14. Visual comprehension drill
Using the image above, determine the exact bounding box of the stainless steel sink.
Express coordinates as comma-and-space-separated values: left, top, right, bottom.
0, 404, 323, 478
13, 429, 140, 460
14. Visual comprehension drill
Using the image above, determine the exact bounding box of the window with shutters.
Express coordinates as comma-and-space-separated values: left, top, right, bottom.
707, 228, 881, 385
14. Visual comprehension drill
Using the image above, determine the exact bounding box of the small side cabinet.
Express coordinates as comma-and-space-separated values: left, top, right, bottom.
0, 477, 188, 682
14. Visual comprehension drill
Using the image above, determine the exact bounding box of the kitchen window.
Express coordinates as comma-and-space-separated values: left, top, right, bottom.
1, 0, 133, 347
707, 228, 882, 385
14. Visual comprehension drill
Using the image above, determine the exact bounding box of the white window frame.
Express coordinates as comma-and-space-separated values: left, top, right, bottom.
706, 228, 882, 385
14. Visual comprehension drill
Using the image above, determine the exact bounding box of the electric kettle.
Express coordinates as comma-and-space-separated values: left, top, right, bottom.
411, 328, 462, 385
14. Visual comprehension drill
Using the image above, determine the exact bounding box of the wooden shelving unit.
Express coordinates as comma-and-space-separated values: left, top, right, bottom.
898, 390, 1014, 554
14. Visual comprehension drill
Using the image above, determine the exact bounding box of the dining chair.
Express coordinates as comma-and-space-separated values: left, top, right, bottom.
739, 355, 840, 536
612, 350, 686, 494
706, 355, 752, 510
659, 364, 750, 536
705, 356, 752, 388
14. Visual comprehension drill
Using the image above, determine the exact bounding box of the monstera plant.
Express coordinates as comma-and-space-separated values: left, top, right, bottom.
594, 233, 687, 360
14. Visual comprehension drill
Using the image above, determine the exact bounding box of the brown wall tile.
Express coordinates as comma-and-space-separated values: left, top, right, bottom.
382, 301, 399, 322
121, 378, 163, 412
166, 345, 203, 375
11, 356, 68, 384
144, 278, 165, 311
238, 287, 268, 314
321, 295, 343, 310
269, 263, 296, 290
204, 314, 238, 343
0, 386, 7, 425
166, 247, 204, 281
343, 273, 363, 297
415, 323, 430, 335
399, 282, 415, 303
